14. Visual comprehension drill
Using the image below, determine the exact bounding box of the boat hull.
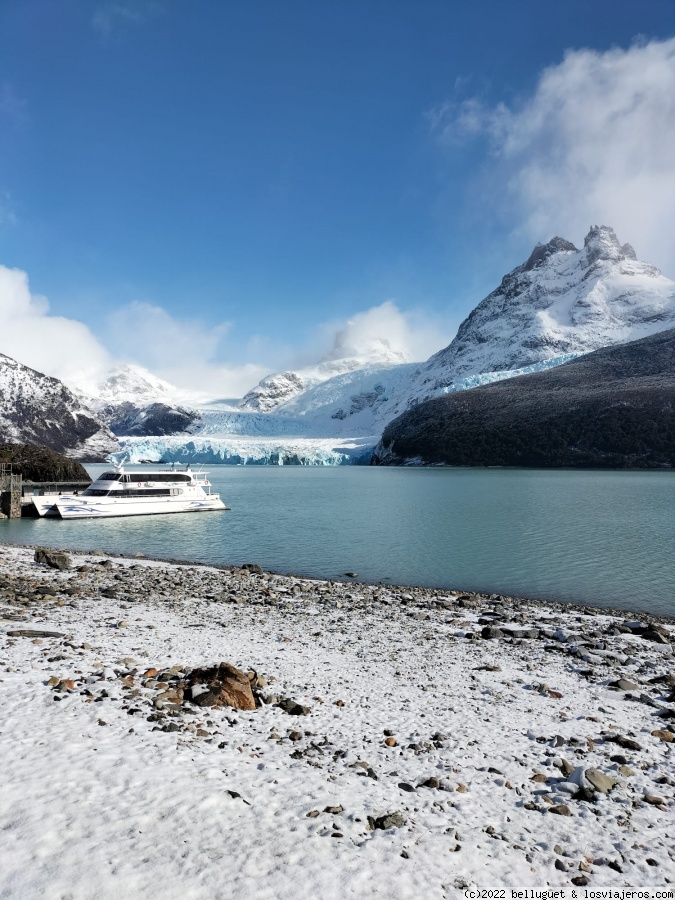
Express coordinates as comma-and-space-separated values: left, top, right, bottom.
31, 496, 62, 517
54, 495, 227, 519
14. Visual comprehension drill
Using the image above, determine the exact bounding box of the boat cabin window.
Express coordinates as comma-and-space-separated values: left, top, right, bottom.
99, 473, 122, 481
83, 488, 110, 496
122, 473, 192, 483
118, 489, 172, 497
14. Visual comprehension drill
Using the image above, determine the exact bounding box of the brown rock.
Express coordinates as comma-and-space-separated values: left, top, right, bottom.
531, 773, 548, 783
651, 729, 673, 742
560, 759, 575, 777
186, 662, 257, 711
644, 794, 666, 807
549, 804, 571, 816
144, 668, 159, 678
384, 737, 397, 747
585, 768, 617, 794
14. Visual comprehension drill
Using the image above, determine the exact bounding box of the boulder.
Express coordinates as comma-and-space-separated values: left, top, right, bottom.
369, 812, 405, 830
34, 548, 72, 570
186, 662, 256, 711
585, 768, 618, 794
278, 698, 311, 716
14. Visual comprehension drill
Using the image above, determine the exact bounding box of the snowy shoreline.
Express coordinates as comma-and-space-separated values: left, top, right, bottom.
2, 538, 674, 625
1, 542, 673, 897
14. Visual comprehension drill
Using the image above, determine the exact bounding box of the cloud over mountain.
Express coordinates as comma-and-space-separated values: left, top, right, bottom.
0, 264, 111, 393
433, 37, 675, 272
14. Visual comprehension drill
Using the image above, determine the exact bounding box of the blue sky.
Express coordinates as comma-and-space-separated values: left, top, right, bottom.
1, 0, 675, 395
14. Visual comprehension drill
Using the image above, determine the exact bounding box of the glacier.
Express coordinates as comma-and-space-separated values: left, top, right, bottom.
110, 436, 376, 466
110, 356, 577, 465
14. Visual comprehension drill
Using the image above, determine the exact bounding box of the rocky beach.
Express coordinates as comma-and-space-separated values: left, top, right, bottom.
0, 542, 673, 898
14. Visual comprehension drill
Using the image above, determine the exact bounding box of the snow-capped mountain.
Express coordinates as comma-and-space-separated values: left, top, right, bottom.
36, 224, 675, 466
0, 353, 118, 459
419, 225, 675, 389
240, 336, 408, 412
97, 364, 179, 406
236, 225, 675, 440
92, 364, 202, 437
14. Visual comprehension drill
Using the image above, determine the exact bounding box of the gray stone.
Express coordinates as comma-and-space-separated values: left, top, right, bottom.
34, 548, 72, 570
370, 811, 405, 830
481, 625, 503, 639
278, 698, 311, 716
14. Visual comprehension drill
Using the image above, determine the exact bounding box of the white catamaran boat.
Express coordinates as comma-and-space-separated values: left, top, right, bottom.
32, 466, 227, 519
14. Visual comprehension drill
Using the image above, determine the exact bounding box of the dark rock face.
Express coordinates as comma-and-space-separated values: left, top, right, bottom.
102, 402, 201, 436
0, 353, 117, 459
0, 443, 90, 482
372, 328, 675, 469
522, 237, 577, 272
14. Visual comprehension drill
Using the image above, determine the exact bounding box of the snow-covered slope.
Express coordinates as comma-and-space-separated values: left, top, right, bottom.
419, 226, 675, 391
91, 364, 203, 437
0, 353, 118, 459
97, 364, 179, 406
240, 336, 407, 412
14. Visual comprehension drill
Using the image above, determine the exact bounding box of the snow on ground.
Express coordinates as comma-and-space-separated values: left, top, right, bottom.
1, 543, 673, 899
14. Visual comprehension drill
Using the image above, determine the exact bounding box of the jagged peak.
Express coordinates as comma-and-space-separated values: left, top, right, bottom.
522, 236, 577, 272
583, 225, 633, 265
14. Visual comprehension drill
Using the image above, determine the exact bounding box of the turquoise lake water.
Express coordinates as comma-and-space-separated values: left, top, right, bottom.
1, 466, 674, 617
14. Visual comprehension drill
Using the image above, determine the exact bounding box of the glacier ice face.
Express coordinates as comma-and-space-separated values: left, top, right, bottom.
109, 357, 578, 466
111, 435, 376, 466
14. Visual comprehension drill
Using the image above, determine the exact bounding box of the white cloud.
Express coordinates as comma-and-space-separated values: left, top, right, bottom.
0, 83, 27, 125
92, 1, 161, 39
0, 265, 453, 405
105, 301, 270, 399
432, 38, 675, 272
0, 264, 112, 393
317, 300, 453, 365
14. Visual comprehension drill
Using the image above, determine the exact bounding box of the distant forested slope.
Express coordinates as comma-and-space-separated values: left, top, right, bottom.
372, 328, 675, 469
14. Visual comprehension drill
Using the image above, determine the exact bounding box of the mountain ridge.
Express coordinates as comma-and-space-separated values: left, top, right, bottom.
0, 353, 118, 459
372, 328, 675, 469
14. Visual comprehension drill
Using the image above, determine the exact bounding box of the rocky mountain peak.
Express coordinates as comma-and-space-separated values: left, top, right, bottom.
583, 225, 637, 266
97, 364, 177, 405
522, 236, 577, 272
421, 226, 675, 383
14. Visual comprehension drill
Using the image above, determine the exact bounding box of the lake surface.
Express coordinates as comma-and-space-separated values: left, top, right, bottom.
2, 466, 674, 617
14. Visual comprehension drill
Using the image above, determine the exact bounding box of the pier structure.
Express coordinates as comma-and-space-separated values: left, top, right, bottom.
0, 463, 22, 519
